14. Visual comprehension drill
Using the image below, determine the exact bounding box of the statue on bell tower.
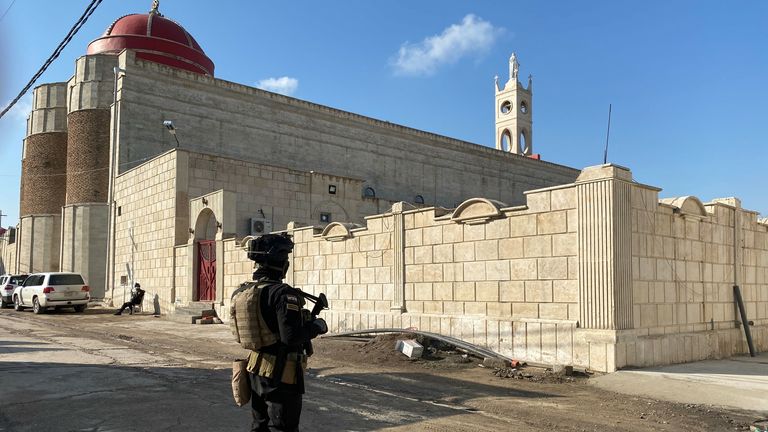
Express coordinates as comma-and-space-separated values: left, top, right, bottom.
494, 52, 533, 156
509, 53, 519, 81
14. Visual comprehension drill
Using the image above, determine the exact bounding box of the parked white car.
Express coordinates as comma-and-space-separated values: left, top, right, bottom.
13, 272, 90, 314
0, 274, 28, 308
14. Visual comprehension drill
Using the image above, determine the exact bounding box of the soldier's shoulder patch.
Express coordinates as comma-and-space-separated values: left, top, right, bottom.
286, 303, 300, 311
285, 294, 299, 303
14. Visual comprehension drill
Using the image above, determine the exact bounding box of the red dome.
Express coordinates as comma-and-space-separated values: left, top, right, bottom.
87, 11, 214, 76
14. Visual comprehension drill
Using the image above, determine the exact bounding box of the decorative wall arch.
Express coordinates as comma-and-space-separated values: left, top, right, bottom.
451, 198, 508, 224
659, 196, 708, 218
320, 222, 363, 241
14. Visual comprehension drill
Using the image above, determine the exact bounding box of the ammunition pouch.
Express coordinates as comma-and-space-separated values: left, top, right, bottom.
247, 350, 307, 385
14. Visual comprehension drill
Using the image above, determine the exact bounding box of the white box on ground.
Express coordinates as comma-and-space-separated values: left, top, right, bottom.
396, 339, 423, 358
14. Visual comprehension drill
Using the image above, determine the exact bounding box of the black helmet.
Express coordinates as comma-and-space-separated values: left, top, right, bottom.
134, 283, 141, 288
248, 233, 294, 268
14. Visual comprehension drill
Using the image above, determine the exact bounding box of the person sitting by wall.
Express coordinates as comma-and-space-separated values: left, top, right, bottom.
114, 283, 145, 316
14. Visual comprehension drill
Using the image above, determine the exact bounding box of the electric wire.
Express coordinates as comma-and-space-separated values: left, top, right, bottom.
0, 0, 17, 22
0, 0, 105, 120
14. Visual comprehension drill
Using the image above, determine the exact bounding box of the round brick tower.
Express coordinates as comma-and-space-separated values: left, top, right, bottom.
17, 83, 68, 273
59, 54, 117, 298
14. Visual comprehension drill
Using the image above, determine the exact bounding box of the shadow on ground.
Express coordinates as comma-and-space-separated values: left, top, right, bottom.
0, 360, 557, 431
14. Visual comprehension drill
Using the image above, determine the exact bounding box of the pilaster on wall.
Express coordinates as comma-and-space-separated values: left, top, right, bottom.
18, 215, 61, 274
391, 202, 406, 312
60, 204, 109, 298
576, 164, 635, 329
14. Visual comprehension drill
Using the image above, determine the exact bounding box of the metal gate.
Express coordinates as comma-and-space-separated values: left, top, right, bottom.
197, 240, 216, 301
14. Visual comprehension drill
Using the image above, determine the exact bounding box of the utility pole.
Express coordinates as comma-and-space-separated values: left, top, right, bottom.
0, 210, 7, 229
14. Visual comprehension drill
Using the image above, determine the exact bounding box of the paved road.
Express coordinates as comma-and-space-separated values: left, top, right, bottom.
0, 308, 761, 431
592, 353, 768, 413
0, 309, 528, 432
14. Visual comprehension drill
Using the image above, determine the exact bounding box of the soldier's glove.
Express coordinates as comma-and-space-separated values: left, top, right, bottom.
310, 318, 328, 338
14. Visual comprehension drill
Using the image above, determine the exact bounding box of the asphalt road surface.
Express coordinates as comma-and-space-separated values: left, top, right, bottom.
0, 307, 759, 431
0, 308, 528, 431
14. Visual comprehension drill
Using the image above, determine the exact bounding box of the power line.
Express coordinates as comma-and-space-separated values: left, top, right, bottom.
0, 0, 105, 120
0, 0, 17, 22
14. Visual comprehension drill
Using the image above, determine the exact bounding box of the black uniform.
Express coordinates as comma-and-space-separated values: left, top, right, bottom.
250, 274, 317, 432
115, 287, 145, 315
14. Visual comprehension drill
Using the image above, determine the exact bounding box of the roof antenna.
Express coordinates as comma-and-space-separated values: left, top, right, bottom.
603, 103, 612, 164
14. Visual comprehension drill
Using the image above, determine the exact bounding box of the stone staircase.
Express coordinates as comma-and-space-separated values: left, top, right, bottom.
170, 301, 217, 324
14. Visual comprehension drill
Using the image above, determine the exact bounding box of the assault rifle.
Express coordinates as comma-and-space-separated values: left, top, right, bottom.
298, 291, 328, 357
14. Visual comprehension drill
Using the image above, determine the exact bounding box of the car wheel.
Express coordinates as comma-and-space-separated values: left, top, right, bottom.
0, 298, 6, 308
32, 297, 45, 314
74, 304, 86, 313
13, 296, 24, 311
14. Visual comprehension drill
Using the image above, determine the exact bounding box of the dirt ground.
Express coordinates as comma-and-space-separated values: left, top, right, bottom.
312, 334, 756, 431
1, 308, 763, 431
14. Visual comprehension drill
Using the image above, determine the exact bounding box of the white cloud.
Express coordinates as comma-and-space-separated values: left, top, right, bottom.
256, 77, 299, 96
393, 14, 503, 76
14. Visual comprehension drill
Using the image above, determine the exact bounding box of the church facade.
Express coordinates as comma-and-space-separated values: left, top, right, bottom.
3, 3, 765, 372
8, 4, 577, 306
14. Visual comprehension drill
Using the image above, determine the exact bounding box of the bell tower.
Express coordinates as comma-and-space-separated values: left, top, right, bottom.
495, 53, 533, 155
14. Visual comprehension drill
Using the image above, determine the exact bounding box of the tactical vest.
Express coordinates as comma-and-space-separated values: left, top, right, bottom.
229, 281, 278, 351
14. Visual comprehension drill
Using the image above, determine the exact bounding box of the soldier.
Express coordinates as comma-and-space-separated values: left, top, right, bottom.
241, 234, 327, 431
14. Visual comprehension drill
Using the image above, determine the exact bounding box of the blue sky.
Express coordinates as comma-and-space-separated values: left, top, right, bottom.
1, 1, 767, 226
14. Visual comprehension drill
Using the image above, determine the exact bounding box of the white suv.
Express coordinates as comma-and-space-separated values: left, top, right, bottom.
13, 272, 90, 314
0, 274, 28, 308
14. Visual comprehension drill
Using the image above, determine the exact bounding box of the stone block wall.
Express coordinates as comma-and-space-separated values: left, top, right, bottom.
621, 190, 768, 367
284, 164, 767, 372
183, 152, 371, 239
289, 186, 585, 368
112, 151, 179, 310
219, 238, 256, 320
110, 145, 764, 373
0, 229, 17, 275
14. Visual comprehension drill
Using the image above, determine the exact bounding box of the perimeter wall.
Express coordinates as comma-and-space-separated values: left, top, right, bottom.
287, 164, 768, 372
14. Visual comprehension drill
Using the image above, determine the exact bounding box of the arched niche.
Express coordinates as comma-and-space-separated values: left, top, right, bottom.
194, 207, 218, 241
518, 129, 529, 154
450, 198, 508, 225
659, 196, 708, 218
321, 222, 362, 241
500, 129, 512, 152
